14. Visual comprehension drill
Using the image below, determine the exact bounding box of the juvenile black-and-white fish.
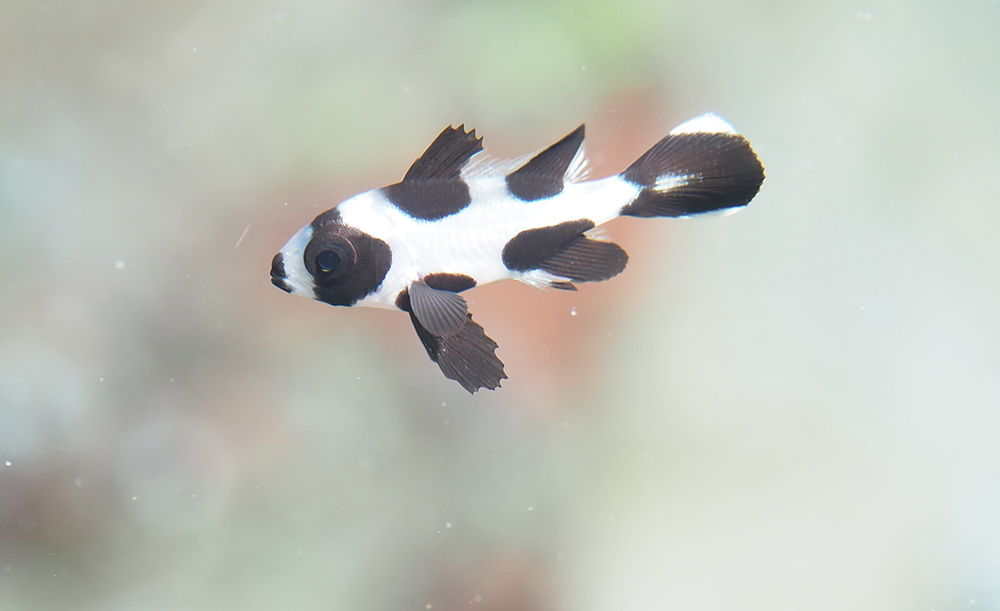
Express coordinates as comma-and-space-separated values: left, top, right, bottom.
271, 114, 764, 393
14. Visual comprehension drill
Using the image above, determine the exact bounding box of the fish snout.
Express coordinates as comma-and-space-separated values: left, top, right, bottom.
270, 252, 293, 293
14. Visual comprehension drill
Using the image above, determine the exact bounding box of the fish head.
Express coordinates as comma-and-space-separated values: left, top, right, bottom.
271, 206, 392, 307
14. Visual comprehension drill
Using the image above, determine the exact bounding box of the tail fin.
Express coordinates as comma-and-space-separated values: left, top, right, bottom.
619, 114, 764, 218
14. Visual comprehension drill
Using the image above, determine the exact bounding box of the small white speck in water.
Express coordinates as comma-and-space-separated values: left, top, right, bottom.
131, 496, 137, 501
234, 224, 250, 250
445, 522, 452, 529
4, 461, 11, 467
99, 377, 104, 382
570, 307, 577, 316
114, 260, 125, 270
74, 478, 83, 487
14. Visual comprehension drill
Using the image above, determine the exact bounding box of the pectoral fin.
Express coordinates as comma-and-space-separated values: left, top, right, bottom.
408, 280, 469, 338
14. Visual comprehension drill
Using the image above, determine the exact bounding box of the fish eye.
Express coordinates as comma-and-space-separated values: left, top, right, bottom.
316, 249, 342, 273
306, 237, 356, 280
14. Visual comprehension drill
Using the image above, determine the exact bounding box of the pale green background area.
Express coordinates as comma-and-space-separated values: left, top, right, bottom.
2, 0, 999, 609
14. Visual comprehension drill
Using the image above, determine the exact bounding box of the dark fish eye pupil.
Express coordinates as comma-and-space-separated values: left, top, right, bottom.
316, 250, 341, 273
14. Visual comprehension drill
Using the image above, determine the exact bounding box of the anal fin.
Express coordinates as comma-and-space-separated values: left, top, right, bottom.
539, 236, 628, 283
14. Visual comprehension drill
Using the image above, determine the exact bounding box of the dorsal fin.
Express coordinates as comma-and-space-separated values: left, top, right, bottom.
402, 125, 484, 182
506, 125, 585, 201
383, 125, 483, 220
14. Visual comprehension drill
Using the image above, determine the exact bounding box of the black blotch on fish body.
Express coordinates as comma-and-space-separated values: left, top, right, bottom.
270, 253, 292, 293
501, 219, 596, 272
424, 273, 477, 293
382, 181, 472, 221
506, 124, 585, 201
308, 210, 391, 306
382, 125, 484, 221
396, 288, 412, 312
311, 208, 342, 225
620, 132, 764, 217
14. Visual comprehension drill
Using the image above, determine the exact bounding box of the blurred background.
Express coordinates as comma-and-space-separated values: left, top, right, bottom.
2, 0, 999, 609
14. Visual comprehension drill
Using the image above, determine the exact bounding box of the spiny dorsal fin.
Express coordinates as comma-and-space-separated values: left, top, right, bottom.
506, 125, 585, 201
403, 125, 484, 182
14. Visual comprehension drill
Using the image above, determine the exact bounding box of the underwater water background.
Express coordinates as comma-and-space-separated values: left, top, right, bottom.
2, 0, 999, 608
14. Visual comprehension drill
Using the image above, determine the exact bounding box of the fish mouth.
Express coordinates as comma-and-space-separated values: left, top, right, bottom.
270, 253, 293, 293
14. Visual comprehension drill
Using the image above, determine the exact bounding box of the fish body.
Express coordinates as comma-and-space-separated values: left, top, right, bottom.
271, 114, 765, 393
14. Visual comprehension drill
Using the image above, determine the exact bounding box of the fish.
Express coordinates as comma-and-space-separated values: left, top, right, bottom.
270, 114, 765, 393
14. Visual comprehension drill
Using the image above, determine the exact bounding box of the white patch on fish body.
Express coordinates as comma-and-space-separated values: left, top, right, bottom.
275, 224, 315, 298
338, 175, 641, 309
